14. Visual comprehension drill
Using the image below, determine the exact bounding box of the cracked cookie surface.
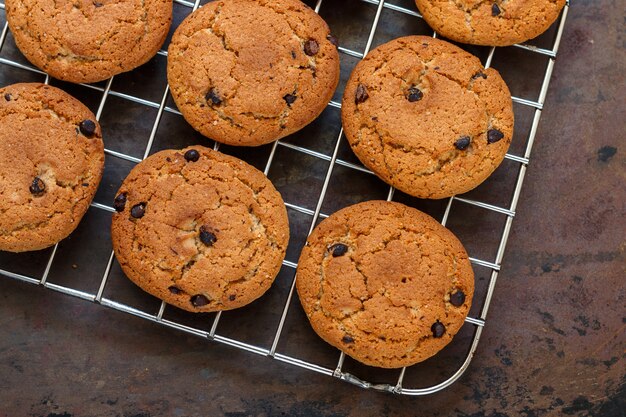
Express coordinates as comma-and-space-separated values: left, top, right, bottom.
415, 0, 566, 46
111, 146, 289, 313
6, 0, 172, 83
0, 83, 105, 252
167, 0, 340, 146
342, 36, 514, 199
296, 201, 474, 368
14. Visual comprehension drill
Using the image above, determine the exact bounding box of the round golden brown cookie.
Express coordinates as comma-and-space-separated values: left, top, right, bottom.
167, 0, 340, 146
111, 146, 289, 313
5, 0, 172, 84
342, 36, 514, 199
415, 0, 566, 46
296, 201, 474, 368
0, 83, 105, 252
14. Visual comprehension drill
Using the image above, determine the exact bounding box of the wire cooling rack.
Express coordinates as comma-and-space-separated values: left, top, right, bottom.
0, 0, 570, 395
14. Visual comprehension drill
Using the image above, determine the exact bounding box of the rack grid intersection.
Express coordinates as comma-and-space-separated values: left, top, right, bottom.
0, 0, 570, 395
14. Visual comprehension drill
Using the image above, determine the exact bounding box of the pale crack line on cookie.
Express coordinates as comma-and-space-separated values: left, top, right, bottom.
176, 204, 268, 300
439, 0, 563, 41
174, 1, 326, 132
314, 224, 409, 317
258, 0, 322, 73
13, 0, 154, 68
1, 209, 66, 235
0, 169, 97, 232
310, 212, 462, 362
0, 95, 102, 237
119, 153, 283, 307
353, 50, 507, 194
0, 163, 94, 235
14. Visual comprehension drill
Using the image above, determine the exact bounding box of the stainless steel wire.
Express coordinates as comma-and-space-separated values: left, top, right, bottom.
0, 0, 570, 395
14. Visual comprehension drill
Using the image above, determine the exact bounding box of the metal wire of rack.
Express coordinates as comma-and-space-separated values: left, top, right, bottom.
0, 0, 570, 395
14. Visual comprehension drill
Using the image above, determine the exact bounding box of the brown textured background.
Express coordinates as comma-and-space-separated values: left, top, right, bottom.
0, 0, 624, 416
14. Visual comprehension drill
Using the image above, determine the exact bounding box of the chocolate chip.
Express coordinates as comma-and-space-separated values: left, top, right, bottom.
4, 93, 11, 101
450, 289, 466, 307
407, 87, 423, 102
184, 149, 200, 162
291, 50, 297, 59
355, 84, 368, 104
454, 136, 471, 150
79, 119, 97, 137
303, 39, 319, 56
431, 321, 446, 338
330, 243, 348, 257
191, 294, 210, 307
472, 71, 488, 80
169, 286, 182, 294
283, 93, 297, 106
205, 89, 222, 106
228, 294, 236, 301
113, 192, 127, 212
199, 226, 217, 246
327, 34, 338, 47
492, 3, 501, 16
29, 177, 45, 196
94, 1, 103, 7
342, 335, 354, 344
487, 129, 504, 144
166, 157, 172, 162
81, 182, 89, 187
130, 203, 146, 219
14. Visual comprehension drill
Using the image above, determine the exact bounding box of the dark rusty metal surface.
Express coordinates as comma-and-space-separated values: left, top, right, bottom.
0, 0, 625, 416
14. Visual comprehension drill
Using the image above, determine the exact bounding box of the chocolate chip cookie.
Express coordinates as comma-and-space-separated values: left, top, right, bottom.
342, 36, 514, 199
0, 83, 105, 252
167, 0, 340, 146
415, 0, 567, 46
296, 201, 474, 368
111, 146, 290, 313
6, 0, 172, 83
